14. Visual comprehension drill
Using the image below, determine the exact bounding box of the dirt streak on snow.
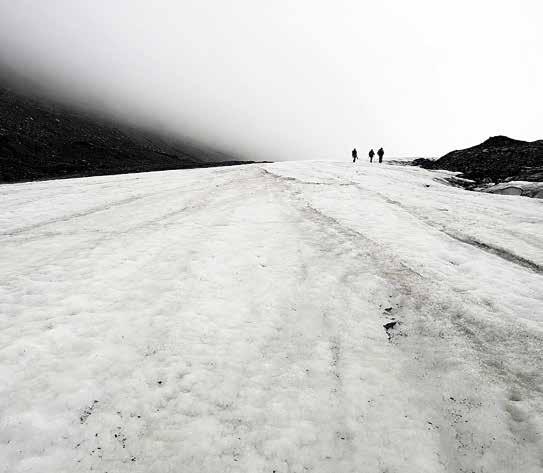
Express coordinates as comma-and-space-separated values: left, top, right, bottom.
0, 162, 542, 473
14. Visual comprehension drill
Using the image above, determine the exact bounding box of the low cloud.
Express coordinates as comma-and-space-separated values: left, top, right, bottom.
1, 0, 541, 161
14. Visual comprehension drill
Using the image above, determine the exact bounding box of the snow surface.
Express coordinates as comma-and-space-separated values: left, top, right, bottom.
1, 161, 542, 473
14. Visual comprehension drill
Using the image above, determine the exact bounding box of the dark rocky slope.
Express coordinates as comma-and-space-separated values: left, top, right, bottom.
414, 136, 543, 183
0, 81, 253, 184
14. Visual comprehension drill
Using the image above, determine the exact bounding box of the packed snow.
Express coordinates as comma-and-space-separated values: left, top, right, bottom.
1, 161, 542, 473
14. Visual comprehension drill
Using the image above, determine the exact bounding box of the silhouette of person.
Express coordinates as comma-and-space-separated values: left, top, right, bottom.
352, 148, 358, 163
369, 149, 375, 163
377, 147, 384, 163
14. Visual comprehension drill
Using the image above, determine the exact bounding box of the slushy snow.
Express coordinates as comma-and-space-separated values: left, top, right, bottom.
1, 161, 542, 473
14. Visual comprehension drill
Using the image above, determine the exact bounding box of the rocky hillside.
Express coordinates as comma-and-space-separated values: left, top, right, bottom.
414, 136, 543, 183
0, 79, 252, 183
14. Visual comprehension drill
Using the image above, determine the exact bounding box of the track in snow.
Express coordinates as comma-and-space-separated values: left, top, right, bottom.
1, 162, 542, 473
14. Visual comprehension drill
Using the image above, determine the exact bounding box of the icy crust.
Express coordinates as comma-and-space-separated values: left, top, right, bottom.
486, 181, 543, 199
1, 162, 542, 472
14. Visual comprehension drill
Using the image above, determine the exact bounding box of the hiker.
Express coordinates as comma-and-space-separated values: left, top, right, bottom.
377, 147, 384, 163
352, 148, 358, 163
369, 149, 375, 163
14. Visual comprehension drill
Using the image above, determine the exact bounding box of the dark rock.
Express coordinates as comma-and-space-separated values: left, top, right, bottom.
383, 321, 397, 330
411, 158, 436, 169
383, 320, 399, 341
415, 135, 543, 184
480, 135, 524, 148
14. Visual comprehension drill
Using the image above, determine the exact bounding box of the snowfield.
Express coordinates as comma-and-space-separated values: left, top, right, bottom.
1, 161, 542, 473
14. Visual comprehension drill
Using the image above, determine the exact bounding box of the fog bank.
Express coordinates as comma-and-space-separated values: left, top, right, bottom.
1, 0, 541, 161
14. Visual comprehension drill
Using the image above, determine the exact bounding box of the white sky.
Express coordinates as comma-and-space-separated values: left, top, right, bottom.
0, 0, 541, 161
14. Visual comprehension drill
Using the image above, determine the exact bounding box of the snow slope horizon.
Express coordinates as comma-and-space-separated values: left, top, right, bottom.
1, 161, 542, 472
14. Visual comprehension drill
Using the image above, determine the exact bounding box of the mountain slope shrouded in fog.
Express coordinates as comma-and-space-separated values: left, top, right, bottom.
0, 77, 254, 183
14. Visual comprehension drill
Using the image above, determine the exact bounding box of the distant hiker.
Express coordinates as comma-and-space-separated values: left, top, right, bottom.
369, 149, 375, 163
352, 148, 358, 163
377, 147, 384, 163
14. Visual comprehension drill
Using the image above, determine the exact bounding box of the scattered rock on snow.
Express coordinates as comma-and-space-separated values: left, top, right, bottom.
383, 321, 398, 331
383, 321, 400, 341
80, 400, 99, 424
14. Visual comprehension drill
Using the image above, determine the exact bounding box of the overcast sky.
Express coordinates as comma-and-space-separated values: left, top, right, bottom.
0, 0, 541, 161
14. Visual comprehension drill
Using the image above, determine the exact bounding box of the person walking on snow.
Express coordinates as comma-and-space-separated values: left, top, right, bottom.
377, 147, 384, 163
352, 148, 358, 163
369, 149, 375, 163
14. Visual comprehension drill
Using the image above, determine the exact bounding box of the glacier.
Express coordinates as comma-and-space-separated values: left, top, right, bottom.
1, 161, 542, 472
